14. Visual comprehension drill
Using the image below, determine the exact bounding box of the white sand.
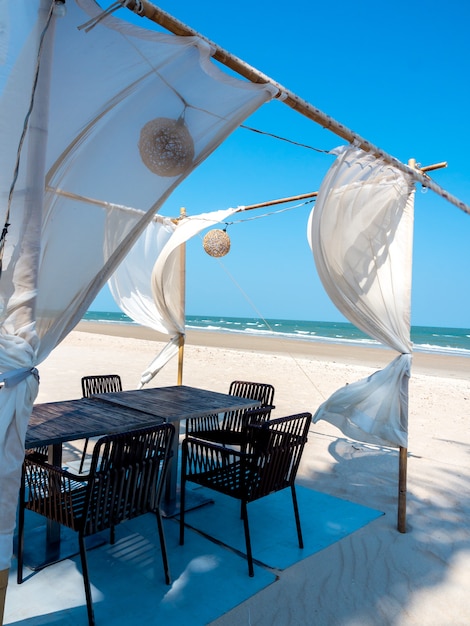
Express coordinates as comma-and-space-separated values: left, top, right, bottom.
34, 326, 470, 625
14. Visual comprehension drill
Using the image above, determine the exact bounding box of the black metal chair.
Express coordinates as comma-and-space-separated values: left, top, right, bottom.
81, 374, 122, 398
185, 380, 275, 446
180, 412, 312, 576
18, 423, 175, 626
79, 374, 123, 473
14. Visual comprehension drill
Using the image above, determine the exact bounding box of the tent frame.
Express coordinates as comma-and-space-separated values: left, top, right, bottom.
124, 0, 470, 216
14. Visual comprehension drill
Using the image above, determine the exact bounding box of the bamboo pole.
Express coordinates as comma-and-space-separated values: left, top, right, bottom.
172, 193, 317, 383
395, 156, 442, 533
177, 207, 186, 385
421, 161, 447, 173
397, 365, 409, 533
0, 568, 7, 626
398, 446, 408, 533
171, 192, 315, 387
395, 159, 420, 533
124, 0, 470, 216
241, 190, 317, 212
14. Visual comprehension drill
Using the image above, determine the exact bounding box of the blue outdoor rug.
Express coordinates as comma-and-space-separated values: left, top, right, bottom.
180, 485, 384, 571
6, 518, 275, 626
6, 486, 382, 625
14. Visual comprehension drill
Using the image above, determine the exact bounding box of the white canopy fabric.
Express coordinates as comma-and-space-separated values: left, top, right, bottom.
108, 214, 178, 336
0, 0, 276, 571
108, 207, 240, 386
308, 145, 415, 448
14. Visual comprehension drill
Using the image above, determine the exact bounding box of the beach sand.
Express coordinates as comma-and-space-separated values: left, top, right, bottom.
33, 322, 470, 625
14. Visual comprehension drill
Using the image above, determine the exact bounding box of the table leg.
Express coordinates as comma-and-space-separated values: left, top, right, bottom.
162, 421, 180, 515
161, 420, 214, 518
45, 444, 62, 551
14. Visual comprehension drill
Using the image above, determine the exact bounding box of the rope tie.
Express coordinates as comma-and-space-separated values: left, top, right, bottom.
0, 367, 39, 388
132, 0, 145, 15
78, 0, 145, 33
78, 1, 124, 32
0, 222, 10, 277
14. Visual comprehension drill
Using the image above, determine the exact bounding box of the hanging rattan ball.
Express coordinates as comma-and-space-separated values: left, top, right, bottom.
203, 229, 231, 258
139, 117, 194, 177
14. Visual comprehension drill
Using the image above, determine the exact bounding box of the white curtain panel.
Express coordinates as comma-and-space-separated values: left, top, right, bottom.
108, 207, 240, 386
108, 214, 178, 335
308, 145, 415, 448
0, 0, 276, 570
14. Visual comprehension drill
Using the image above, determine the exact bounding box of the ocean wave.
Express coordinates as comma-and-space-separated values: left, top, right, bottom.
84, 312, 470, 358
82, 317, 137, 325
188, 323, 470, 354
413, 343, 470, 356
185, 323, 383, 347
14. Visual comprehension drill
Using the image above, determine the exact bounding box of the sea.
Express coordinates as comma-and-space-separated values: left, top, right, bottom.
82, 311, 470, 358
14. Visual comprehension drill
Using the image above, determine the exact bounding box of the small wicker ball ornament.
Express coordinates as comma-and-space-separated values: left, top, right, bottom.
139, 117, 194, 177
203, 229, 231, 258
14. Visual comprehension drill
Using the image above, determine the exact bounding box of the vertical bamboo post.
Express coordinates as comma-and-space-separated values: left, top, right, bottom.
397, 162, 414, 533
164, 208, 187, 511
398, 446, 408, 532
177, 207, 186, 386
397, 157, 446, 533
0, 567, 7, 625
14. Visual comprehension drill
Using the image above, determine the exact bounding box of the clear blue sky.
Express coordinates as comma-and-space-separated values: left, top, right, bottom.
90, 0, 470, 329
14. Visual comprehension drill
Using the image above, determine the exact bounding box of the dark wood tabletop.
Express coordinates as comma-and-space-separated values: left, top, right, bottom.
26, 397, 164, 449
26, 386, 260, 449
92, 385, 260, 423
24, 385, 260, 525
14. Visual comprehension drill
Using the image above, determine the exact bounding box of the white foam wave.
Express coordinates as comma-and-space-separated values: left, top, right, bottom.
413, 343, 470, 356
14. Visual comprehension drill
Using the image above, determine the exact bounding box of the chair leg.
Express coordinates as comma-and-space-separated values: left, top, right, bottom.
155, 510, 171, 585
79, 534, 95, 626
291, 485, 304, 549
16, 468, 26, 585
241, 501, 254, 577
179, 472, 186, 546
78, 438, 89, 474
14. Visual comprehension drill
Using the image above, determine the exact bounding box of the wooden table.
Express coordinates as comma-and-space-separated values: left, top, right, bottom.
91, 385, 261, 515
22, 397, 166, 570
26, 397, 165, 454
22, 386, 260, 568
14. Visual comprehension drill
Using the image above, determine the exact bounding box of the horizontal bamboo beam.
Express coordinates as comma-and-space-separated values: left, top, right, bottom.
241, 190, 317, 212
421, 161, 447, 173
123, 0, 470, 216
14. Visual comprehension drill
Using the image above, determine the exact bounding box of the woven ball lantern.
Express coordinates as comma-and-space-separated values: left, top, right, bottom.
203, 229, 231, 258
139, 117, 194, 177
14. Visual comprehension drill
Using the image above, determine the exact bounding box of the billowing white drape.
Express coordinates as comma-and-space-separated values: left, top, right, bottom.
308, 145, 415, 448
108, 214, 178, 335
108, 207, 240, 386
0, 0, 276, 570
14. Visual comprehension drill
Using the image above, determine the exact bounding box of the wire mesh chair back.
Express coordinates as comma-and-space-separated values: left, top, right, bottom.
243, 412, 311, 501
26, 445, 49, 461
180, 412, 312, 576
79, 374, 123, 472
81, 374, 122, 398
84, 425, 173, 535
22, 424, 174, 535
185, 380, 275, 444
221, 380, 275, 432
18, 423, 175, 626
